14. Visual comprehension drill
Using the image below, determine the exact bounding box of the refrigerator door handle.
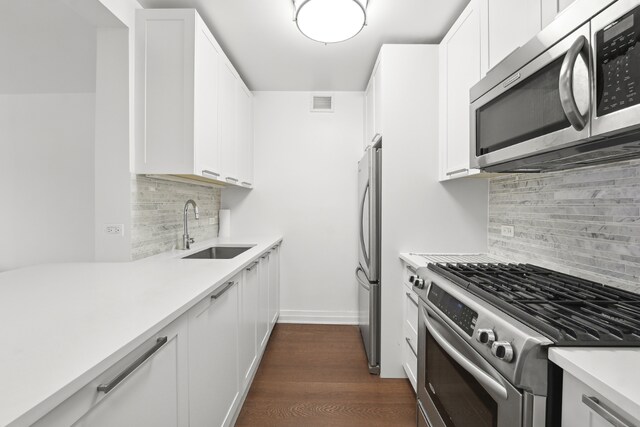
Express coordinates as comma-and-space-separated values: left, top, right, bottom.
359, 181, 370, 267
356, 266, 370, 290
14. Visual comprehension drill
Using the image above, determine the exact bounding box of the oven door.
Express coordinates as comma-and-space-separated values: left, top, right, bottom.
417, 303, 523, 427
471, 22, 591, 170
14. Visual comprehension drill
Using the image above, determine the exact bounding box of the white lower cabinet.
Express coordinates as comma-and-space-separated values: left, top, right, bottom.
239, 261, 259, 388
401, 263, 418, 392
562, 372, 638, 427
33, 247, 281, 427
188, 276, 240, 427
268, 244, 280, 327
33, 317, 189, 427
258, 251, 271, 351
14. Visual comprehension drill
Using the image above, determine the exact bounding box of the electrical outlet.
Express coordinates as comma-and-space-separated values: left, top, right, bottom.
209, 217, 215, 225
501, 225, 515, 238
105, 224, 124, 236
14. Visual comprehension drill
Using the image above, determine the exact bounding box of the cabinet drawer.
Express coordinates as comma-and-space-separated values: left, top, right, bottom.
562, 372, 638, 427
34, 317, 188, 427
404, 288, 419, 336
402, 333, 418, 393
403, 264, 418, 289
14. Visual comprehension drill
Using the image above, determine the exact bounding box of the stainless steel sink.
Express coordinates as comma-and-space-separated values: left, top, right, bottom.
182, 246, 252, 260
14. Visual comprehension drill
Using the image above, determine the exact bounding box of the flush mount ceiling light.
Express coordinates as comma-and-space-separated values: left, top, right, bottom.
293, 0, 368, 44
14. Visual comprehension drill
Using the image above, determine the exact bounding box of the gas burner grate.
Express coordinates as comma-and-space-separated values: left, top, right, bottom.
428, 262, 640, 346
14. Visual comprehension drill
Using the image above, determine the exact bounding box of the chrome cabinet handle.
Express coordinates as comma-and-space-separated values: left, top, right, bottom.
446, 167, 468, 176
202, 170, 220, 178
241, 181, 252, 186
405, 337, 417, 357
406, 292, 418, 307
407, 265, 417, 274
211, 281, 235, 299
423, 307, 509, 400
225, 177, 238, 183
582, 395, 634, 427
261, 252, 271, 259
559, 35, 589, 131
97, 336, 168, 394
246, 261, 259, 271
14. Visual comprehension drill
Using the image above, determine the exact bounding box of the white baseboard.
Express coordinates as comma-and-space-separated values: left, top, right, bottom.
278, 310, 359, 325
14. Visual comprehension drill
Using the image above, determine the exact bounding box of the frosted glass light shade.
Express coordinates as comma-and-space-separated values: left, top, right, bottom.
295, 0, 367, 43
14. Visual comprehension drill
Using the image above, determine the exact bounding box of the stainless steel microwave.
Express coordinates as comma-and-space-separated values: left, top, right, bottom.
470, 0, 640, 172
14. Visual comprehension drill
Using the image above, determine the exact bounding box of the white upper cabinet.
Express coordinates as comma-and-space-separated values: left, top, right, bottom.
236, 84, 254, 188
364, 79, 374, 150
193, 18, 221, 178
482, 0, 542, 70
439, 0, 482, 180
135, 9, 253, 188
541, 0, 577, 28
218, 61, 239, 184
439, 0, 546, 181
363, 61, 382, 150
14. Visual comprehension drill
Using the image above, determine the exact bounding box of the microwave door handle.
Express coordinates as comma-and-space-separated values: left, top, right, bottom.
559, 35, 589, 131
423, 307, 509, 400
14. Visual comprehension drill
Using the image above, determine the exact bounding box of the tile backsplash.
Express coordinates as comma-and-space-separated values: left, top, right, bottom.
131, 175, 221, 260
488, 159, 640, 292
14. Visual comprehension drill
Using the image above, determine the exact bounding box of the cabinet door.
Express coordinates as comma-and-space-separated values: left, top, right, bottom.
193, 16, 220, 177
442, 1, 481, 177
268, 245, 280, 327
541, 0, 576, 28
364, 79, 374, 150
257, 253, 270, 351
373, 63, 383, 137
218, 61, 238, 183
239, 262, 259, 388
484, 0, 541, 70
36, 317, 189, 427
236, 84, 253, 187
188, 278, 240, 427
135, 9, 196, 174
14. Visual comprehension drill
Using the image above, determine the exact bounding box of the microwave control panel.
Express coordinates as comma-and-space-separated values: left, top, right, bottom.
428, 283, 478, 337
596, 5, 640, 117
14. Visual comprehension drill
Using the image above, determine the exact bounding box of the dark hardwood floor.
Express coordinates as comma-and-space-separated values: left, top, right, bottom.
235, 324, 416, 427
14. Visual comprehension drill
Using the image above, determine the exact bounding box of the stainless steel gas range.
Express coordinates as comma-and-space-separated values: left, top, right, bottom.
410, 258, 640, 427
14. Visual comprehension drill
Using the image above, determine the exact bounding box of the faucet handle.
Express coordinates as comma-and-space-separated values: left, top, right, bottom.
189, 238, 195, 244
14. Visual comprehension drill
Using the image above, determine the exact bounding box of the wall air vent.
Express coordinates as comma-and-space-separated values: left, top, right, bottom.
310, 94, 334, 112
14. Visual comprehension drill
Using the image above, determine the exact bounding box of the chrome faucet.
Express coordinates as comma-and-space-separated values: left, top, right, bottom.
183, 199, 199, 250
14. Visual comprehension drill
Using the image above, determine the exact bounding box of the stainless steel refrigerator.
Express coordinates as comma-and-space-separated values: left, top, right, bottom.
355, 135, 381, 374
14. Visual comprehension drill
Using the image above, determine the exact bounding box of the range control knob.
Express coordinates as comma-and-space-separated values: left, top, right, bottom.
491, 341, 514, 363
475, 329, 496, 345
409, 275, 417, 283
413, 278, 426, 289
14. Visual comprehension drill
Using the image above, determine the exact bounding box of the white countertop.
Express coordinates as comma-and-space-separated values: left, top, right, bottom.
0, 236, 282, 427
549, 347, 640, 421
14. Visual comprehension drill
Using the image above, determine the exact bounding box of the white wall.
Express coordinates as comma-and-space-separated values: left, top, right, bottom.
377, 45, 489, 377
0, 1, 97, 94
0, 94, 96, 271
0, 0, 140, 270
223, 92, 364, 323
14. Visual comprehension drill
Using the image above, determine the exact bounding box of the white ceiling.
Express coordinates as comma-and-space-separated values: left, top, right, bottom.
138, 0, 470, 91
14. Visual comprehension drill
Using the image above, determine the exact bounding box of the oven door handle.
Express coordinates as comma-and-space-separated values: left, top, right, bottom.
423, 307, 509, 400
559, 35, 589, 131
